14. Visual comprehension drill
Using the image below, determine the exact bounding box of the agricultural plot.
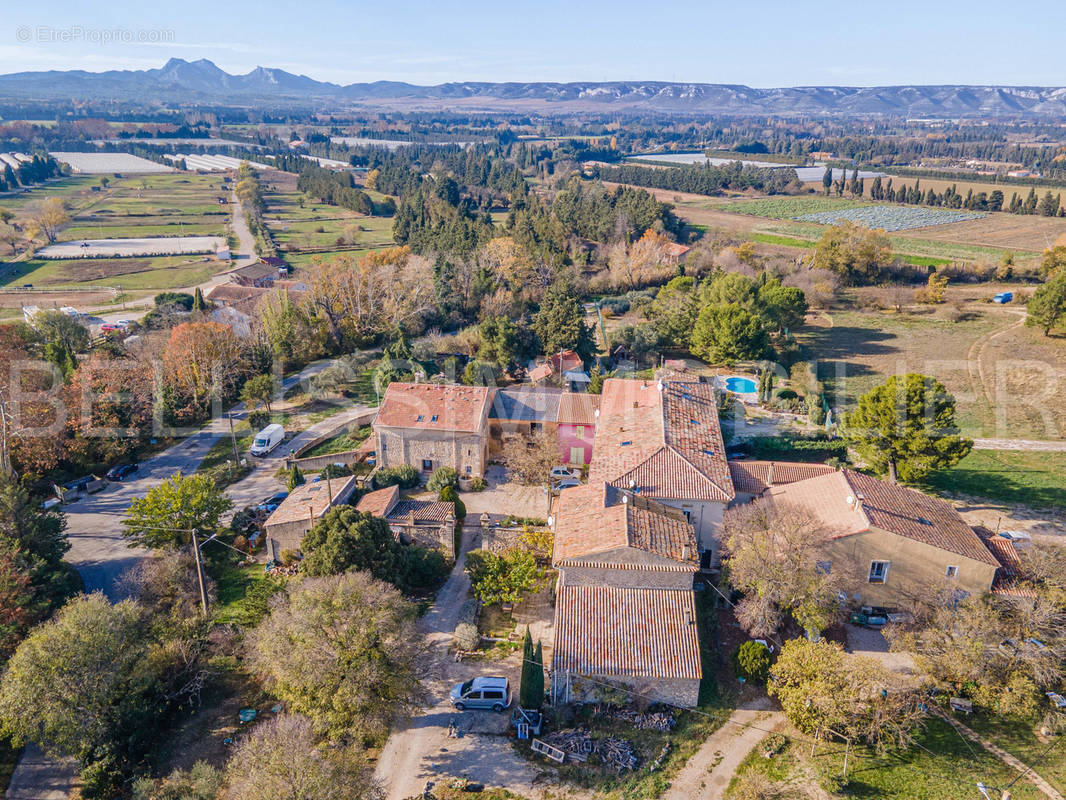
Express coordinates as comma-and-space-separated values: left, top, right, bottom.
49, 152, 175, 174
2, 255, 220, 290
717, 196, 868, 218
796, 205, 986, 231
38, 236, 225, 259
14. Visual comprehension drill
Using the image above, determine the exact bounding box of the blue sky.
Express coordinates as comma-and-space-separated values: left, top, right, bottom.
1, 0, 1064, 86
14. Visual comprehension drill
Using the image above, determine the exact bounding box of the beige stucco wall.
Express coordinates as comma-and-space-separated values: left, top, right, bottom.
656, 498, 726, 564
376, 426, 488, 478
819, 527, 997, 609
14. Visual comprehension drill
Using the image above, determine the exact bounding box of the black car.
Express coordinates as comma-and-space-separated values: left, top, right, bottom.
105, 463, 139, 481
254, 491, 289, 513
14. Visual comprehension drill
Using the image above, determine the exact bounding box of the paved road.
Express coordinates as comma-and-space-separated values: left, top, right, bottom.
5, 360, 338, 799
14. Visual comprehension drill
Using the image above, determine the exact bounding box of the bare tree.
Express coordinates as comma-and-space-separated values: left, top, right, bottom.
500, 430, 560, 485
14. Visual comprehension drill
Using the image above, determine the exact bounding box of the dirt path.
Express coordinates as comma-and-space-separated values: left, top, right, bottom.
966, 308, 1026, 406
936, 711, 1064, 800
662, 700, 784, 800
972, 438, 1066, 451
374, 526, 549, 800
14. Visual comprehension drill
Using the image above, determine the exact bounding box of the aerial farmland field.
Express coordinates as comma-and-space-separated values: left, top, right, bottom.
794, 205, 986, 231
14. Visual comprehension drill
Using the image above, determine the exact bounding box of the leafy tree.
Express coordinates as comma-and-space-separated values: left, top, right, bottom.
1026, 270, 1066, 336
222, 713, 381, 800
248, 572, 423, 744
240, 374, 275, 413
465, 548, 544, 607
461, 359, 499, 386
123, 472, 233, 549
650, 276, 698, 347
700, 272, 758, 309
846, 374, 972, 483
0, 593, 160, 761
812, 221, 892, 286
533, 283, 595, 361
1039, 245, 1066, 278
690, 305, 770, 365
301, 507, 404, 585
723, 499, 846, 639
24, 198, 69, 243
769, 639, 924, 751
501, 430, 559, 485
163, 322, 247, 406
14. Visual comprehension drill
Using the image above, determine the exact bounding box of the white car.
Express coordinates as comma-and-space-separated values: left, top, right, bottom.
548, 466, 578, 480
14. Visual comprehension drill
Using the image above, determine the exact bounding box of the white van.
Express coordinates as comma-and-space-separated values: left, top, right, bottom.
250, 423, 284, 457
450, 676, 511, 712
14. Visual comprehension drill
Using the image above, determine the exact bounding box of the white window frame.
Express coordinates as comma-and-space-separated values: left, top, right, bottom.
868, 560, 890, 584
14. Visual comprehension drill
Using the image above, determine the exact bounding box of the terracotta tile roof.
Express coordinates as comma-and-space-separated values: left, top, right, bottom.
264, 476, 358, 527
355, 485, 399, 518
553, 483, 697, 567
552, 585, 701, 680
390, 499, 456, 525
227, 262, 277, 282
375, 383, 490, 433
664, 243, 691, 258
203, 284, 269, 305
728, 460, 837, 495
769, 470, 999, 567
529, 350, 583, 383
528, 363, 553, 383
557, 392, 600, 426
976, 530, 1024, 592
489, 387, 562, 422
590, 378, 733, 502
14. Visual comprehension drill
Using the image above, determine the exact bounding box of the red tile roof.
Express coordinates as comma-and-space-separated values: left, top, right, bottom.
203, 284, 269, 305
390, 499, 456, 524
590, 378, 733, 502
264, 476, 359, 527
552, 585, 701, 680
355, 485, 399, 518
553, 483, 698, 566
375, 383, 490, 433
769, 470, 999, 567
728, 460, 837, 495
664, 243, 691, 258
556, 392, 600, 426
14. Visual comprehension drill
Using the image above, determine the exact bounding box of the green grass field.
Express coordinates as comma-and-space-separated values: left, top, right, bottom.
720, 196, 869, 218
924, 450, 1066, 510
302, 425, 371, 458
1, 255, 221, 290
730, 717, 1044, 799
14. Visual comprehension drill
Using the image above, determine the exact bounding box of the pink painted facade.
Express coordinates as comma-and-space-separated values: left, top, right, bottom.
556, 393, 599, 466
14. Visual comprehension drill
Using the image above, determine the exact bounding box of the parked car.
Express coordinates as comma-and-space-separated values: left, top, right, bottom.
548, 466, 578, 480
100, 323, 122, 333
450, 676, 511, 712
250, 423, 285, 456
552, 477, 581, 491
105, 463, 139, 481
255, 491, 289, 513
115, 319, 133, 330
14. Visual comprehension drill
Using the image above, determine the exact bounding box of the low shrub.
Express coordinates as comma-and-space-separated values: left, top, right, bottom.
468, 476, 488, 491
427, 466, 459, 493
374, 464, 419, 489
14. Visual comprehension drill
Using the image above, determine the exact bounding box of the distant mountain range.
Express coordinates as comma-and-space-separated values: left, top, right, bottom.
3, 58, 1066, 117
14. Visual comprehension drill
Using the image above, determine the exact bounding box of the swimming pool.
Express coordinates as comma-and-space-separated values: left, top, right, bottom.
724, 376, 758, 394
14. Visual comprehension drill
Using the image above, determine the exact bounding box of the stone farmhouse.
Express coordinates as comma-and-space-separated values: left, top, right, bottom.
374, 382, 492, 479
262, 475, 359, 557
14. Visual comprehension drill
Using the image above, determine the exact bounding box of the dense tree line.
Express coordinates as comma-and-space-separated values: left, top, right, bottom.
593, 160, 801, 196
0, 154, 63, 193
295, 163, 395, 216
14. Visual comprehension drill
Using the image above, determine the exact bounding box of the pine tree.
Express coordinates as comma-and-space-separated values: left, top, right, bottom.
192, 287, 207, 312
822, 167, 833, 196
530, 641, 545, 709
519, 627, 537, 709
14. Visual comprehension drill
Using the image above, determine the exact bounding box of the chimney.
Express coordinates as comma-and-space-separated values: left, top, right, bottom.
682, 545, 690, 562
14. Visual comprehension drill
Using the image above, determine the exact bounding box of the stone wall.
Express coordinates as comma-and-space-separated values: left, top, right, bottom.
377, 427, 488, 478
391, 521, 456, 560
563, 673, 700, 709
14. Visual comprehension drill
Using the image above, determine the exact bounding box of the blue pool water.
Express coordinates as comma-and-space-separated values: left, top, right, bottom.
725, 376, 758, 394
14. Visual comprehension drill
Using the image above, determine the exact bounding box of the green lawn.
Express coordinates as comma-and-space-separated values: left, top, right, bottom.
301, 425, 371, 458
966, 714, 1066, 794
720, 196, 869, 218
198, 421, 253, 474
731, 717, 1044, 799
924, 450, 1066, 510
1, 256, 221, 290
212, 563, 270, 625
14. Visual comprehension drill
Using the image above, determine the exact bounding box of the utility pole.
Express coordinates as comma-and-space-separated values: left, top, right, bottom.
191, 530, 209, 615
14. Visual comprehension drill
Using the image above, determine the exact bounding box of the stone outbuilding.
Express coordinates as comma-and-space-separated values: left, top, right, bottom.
355, 484, 457, 559
262, 475, 359, 557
